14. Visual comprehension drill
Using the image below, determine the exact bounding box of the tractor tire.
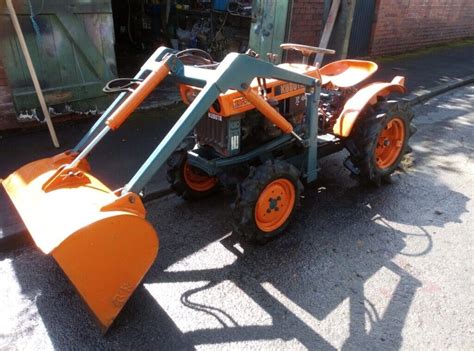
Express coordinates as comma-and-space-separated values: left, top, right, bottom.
345, 100, 416, 186
166, 138, 219, 200
232, 160, 303, 244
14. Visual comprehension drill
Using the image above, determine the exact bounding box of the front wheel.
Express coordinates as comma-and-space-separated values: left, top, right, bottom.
166, 139, 219, 200
345, 100, 415, 185
232, 161, 303, 244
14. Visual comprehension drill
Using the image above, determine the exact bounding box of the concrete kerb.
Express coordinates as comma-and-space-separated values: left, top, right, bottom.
1, 75, 474, 253
404, 74, 474, 106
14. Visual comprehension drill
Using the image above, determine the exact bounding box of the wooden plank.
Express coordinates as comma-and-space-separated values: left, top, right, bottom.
18, 15, 47, 86
79, 13, 117, 76
56, 12, 115, 80
97, 14, 117, 76
272, 1, 289, 58
327, 0, 357, 61
50, 14, 79, 86
36, 15, 63, 88
6, 0, 59, 147
11, 34, 29, 85
249, 0, 289, 63
0, 0, 112, 15
80, 14, 104, 57
0, 0, 115, 124
12, 82, 106, 108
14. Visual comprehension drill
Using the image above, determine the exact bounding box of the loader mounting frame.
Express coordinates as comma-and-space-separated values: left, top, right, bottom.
75, 47, 322, 193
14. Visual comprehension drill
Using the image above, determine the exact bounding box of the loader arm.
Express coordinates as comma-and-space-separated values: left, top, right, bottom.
67, 50, 319, 195
117, 51, 317, 194
74, 46, 175, 151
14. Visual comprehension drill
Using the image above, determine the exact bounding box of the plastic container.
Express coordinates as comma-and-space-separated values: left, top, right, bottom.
212, 0, 230, 11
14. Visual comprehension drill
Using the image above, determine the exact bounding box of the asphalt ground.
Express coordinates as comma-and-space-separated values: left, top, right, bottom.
370, 40, 474, 93
0, 83, 473, 349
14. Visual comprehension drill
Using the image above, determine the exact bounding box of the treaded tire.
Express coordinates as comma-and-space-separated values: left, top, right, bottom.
166, 137, 219, 200
232, 160, 303, 244
345, 100, 416, 186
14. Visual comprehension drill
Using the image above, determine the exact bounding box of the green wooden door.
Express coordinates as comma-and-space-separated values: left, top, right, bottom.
249, 0, 289, 63
0, 0, 116, 122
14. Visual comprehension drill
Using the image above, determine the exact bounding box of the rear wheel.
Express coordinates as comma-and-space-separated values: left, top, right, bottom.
167, 138, 219, 199
346, 100, 415, 185
232, 161, 303, 244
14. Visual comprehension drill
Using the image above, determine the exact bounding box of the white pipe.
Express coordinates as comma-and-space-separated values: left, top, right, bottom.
6, 0, 60, 148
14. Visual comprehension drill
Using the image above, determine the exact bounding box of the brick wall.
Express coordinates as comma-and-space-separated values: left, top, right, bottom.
0, 58, 17, 130
370, 0, 474, 55
286, 0, 325, 61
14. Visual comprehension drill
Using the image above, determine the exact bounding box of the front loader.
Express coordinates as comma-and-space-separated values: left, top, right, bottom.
2, 44, 414, 331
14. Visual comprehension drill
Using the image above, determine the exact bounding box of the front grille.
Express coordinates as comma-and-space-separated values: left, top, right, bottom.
195, 113, 241, 157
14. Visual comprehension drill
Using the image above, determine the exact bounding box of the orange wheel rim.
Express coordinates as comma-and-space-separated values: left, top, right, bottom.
375, 117, 406, 169
183, 161, 218, 192
255, 178, 296, 232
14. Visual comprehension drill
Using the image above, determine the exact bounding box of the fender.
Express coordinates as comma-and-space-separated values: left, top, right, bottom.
332, 76, 406, 137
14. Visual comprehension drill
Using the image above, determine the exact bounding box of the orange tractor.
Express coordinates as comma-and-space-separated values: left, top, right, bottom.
2, 44, 414, 331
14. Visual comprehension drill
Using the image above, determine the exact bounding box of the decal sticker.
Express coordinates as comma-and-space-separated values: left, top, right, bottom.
275, 83, 305, 96
232, 96, 251, 110
208, 112, 223, 121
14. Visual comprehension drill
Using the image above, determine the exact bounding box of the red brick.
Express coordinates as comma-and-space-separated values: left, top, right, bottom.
370, 0, 474, 55
288, 0, 325, 48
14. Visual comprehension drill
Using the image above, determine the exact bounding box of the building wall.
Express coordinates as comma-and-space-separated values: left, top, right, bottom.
286, 0, 325, 61
288, 0, 325, 45
0, 58, 17, 130
370, 0, 474, 55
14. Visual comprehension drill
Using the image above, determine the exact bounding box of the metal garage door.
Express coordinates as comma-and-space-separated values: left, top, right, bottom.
348, 0, 376, 57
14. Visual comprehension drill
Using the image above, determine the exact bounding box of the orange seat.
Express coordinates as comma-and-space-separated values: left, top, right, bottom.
277, 62, 320, 77
319, 60, 378, 88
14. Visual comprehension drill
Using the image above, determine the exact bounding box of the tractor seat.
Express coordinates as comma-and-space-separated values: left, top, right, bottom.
278, 62, 319, 75
319, 60, 378, 88
277, 63, 320, 78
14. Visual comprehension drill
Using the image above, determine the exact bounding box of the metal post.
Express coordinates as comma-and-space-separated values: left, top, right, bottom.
306, 80, 321, 183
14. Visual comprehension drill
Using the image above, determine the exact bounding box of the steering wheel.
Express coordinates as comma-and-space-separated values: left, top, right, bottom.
280, 43, 335, 65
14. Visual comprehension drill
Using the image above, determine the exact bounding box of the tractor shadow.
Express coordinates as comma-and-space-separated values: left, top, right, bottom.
3, 93, 472, 349
4, 149, 469, 350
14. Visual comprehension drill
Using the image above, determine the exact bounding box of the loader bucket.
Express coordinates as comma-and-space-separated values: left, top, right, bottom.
2, 152, 159, 332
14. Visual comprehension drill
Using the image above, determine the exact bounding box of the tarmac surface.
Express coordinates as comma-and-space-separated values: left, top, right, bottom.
0, 80, 473, 349
370, 40, 474, 93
